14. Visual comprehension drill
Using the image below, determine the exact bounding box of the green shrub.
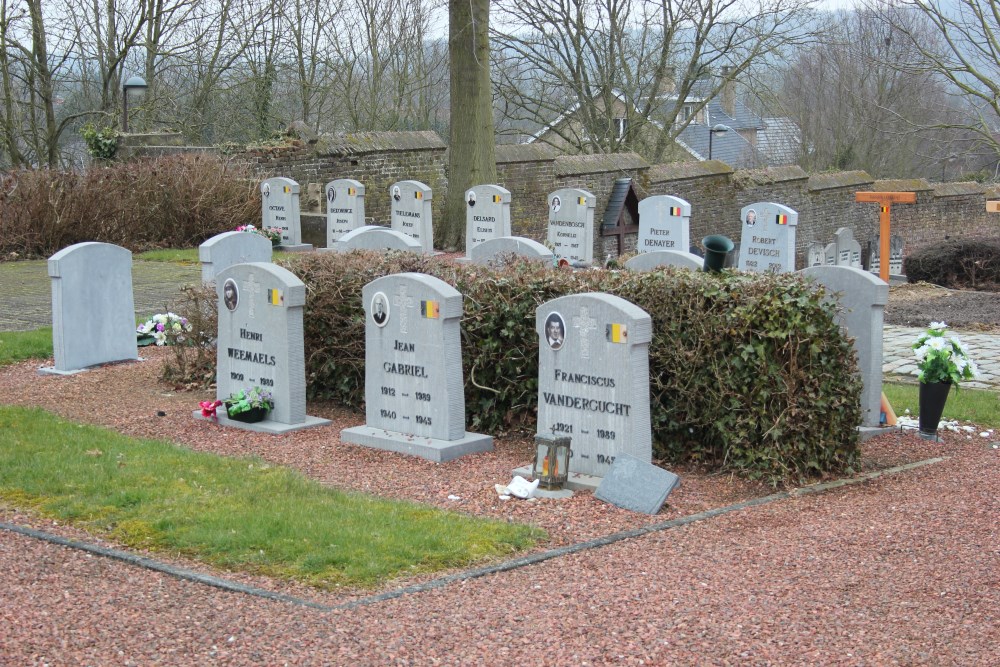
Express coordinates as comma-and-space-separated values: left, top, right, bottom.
0, 154, 260, 258
292, 252, 862, 485
79, 123, 119, 160
904, 237, 1000, 289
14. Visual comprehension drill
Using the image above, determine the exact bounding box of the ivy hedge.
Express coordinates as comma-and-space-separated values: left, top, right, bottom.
292, 251, 862, 486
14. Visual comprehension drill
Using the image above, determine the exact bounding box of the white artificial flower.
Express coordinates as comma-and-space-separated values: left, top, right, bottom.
929, 321, 948, 332
913, 344, 930, 360
927, 336, 947, 351
153, 330, 167, 345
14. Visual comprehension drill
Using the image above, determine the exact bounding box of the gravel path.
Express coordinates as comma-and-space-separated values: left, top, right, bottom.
2, 350, 1000, 664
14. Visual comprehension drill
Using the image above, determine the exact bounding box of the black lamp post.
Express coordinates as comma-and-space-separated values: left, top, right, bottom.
122, 75, 148, 133
707, 123, 731, 160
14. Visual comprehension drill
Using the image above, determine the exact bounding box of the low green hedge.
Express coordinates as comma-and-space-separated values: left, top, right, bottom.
293, 252, 862, 485
904, 237, 1000, 289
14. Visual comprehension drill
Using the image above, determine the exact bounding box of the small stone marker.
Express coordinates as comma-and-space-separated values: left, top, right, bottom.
535, 293, 652, 479
341, 273, 493, 462
328, 226, 423, 254
390, 180, 434, 254
623, 250, 703, 272
637, 195, 690, 254
594, 453, 680, 515
42, 242, 138, 374
200, 262, 330, 433
326, 178, 366, 245
199, 231, 273, 283
869, 233, 905, 278
547, 188, 596, 265
799, 265, 888, 429
262, 177, 312, 251
737, 202, 799, 273
808, 242, 826, 267
465, 184, 512, 257
469, 236, 554, 265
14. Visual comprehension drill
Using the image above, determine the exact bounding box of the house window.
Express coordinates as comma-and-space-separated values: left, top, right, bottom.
613, 117, 628, 139
682, 105, 692, 121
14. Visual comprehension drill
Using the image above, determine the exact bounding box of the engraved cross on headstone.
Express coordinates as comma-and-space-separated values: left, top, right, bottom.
244, 273, 261, 318
573, 307, 597, 359
394, 284, 415, 334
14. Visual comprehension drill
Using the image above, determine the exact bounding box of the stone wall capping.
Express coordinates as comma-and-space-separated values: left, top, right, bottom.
932, 182, 986, 198
648, 160, 734, 183
808, 170, 874, 192
555, 152, 650, 177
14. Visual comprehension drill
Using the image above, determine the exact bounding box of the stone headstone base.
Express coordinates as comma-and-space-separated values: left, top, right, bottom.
38, 357, 143, 376
858, 425, 890, 442
341, 426, 492, 463
511, 465, 602, 492
192, 410, 331, 434
276, 243, 314, 253
533, 487, 574, 499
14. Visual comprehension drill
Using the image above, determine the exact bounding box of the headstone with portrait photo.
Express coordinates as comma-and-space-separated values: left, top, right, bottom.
199, 231, 273, 283
547, 188, 596, 265
41, 242, 139, 375
736, 202, 799, 273
341, 273, 493, 462
197, 262, 330, 433
261, 177, 312, 251
390, 180, 434, 254
325, 178, 366, 246
637, 195, 690, 254
531, 293, 653, 483
464, 184, 512, 258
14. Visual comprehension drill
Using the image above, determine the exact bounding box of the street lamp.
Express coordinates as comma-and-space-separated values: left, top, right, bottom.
122, 75, 148, 133
707, 123, 731, 160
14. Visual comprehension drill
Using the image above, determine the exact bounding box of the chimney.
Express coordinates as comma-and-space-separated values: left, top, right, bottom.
656, 66, 676, 96
720, 66, 736, 117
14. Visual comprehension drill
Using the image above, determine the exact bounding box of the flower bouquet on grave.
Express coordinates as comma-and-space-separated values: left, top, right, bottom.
912, 321, 979, 438
136, 312, 193, 346
236, 223, 282, 245
224, 386, 274, 423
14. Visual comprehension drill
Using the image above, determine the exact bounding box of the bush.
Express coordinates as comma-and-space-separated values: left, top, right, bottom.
904, 237, 1000, 289
292, 252, 862, 485
0, 154, 260, 258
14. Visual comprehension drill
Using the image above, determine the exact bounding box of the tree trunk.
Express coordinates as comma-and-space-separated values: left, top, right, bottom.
444, 0, 495, 251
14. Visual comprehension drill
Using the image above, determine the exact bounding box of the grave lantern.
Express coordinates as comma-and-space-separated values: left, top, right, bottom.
533, 434, 571, 489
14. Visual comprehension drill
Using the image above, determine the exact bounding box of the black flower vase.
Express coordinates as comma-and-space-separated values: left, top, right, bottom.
227, 406, 268, 423
918, 381, 951, 440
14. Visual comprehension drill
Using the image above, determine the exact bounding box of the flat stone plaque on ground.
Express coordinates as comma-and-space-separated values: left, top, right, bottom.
198, 262, 329, 433
800, 266, 888, 429
390, 180, 434, 253
42, 242, 138, 374
637, 195, 690, 254
341, 273, 492, 461
326, 178, 366, 245
594, 453, 681, 515
262, 177, 312, 251
199, 231, 273, 283
547, 188, 596, 265
329, 226, 423, 254
536, 293, 652, 478
465, 184, 512, 257
469, 236, 554, 265
736, 202, 798, 273
624, 250, 703, 272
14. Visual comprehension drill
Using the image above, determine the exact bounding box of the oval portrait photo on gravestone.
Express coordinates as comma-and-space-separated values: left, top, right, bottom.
544, 312, 566, 350
261, 182, 270, 198
392, 186, 401, 202
223, 278, 239, 311
371, 291, 390, 327
745, 209, 757, 226
551, 196, 562, 213
467, 190, 476, 207
327, 186, 336, 203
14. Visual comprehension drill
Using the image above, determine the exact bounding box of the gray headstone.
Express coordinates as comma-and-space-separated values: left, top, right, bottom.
341, 273, 493, 461
547, 188, 596, 265
889, 234, 904, 275
326, 178, 366, 245
832, 228, 862, 269
328, 225, 423, 254
736, 202, 798, 273
199, 231, 273, 283
262, 177, 311, 251
637, 195, 690, 254
807, 242, 826, 267
536, 293, 652, 478
469, 236, 554, 265
390, 180, 434, 253
623, 250, 703, 272
824, 242, 837, 267
594, 453, 681, 515
206, 262, 329, 433
43, 242, 138, 374
465, 184, 512, 257
799, 266, 888, 428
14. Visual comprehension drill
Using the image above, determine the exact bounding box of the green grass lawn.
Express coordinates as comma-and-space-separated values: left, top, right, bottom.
884, 381, 1000, 428
0, 405, 545, 588
137, 248, 200, 264
0, 327, 52, 367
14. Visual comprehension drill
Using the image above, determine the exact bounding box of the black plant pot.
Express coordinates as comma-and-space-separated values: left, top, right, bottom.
918, 381, 951, 439
227, 406, 268, 423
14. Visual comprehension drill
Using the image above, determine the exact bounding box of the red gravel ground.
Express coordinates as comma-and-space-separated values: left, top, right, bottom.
2, 349, 999, 664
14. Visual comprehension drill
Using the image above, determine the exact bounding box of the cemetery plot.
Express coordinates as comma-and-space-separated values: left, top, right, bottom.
326, 178, 366, 245
465, 184, 512, 256
390, 180, 434, 254
262, 177, 311, 251
199, 231, 273, 283
737, 202, 799, 273
547, 188, 596, 265
637, 195, 691, 254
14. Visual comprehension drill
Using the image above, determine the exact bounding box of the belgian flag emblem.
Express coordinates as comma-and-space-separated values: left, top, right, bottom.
669, 206, 681, 216
267, 289, 283, 306
283, 186, 291, 194
577, 196, 587, 205
880, 205, 889, 213
775, 214, 788, 225
347, 187, 356, 196
606, 323, 627, 343
493, 195, 502, 203
421, 300, 439, 318
415, 191, 423, 200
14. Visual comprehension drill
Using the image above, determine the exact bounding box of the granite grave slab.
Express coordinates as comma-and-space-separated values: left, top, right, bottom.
594, 453, 680, 514
199, 231, 273, 283
637, 195, 690, 255
469, 236, 554, 265
465, 184, 512, 257
736, 202, 798, 273
390, 180, 434, 254
326, 178, 366, 245
624, 250, 703, 272
547, 188, 596, 265
262, 177, 312, 251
